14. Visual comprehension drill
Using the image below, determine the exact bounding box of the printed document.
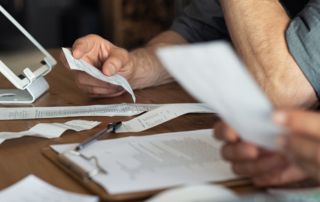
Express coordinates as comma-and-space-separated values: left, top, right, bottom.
51, 129, 238, 195
156, 41, 284, 150
0, 120, 100, 144
0, 175, 98, 202
62, 48, 136, 102
116, 103, 214, 133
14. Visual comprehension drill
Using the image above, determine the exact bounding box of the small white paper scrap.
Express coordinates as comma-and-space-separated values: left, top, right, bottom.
62, 48, 136, 102
0, 120, 101, 144
156, 41, 284, 150
0, 175, 99, 202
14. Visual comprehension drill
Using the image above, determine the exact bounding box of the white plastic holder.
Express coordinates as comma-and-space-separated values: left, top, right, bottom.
0, 76, 49, 104
0, 57, 54, 104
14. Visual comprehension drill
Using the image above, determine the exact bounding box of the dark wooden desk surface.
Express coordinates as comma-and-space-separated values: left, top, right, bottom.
0, 49, 259, 201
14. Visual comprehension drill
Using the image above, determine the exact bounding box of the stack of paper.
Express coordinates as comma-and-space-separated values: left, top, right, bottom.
52, 129, 238, 195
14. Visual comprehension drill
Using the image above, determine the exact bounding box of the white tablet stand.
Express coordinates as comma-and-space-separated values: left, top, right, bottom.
0, 58, 54, 104
0, 77, 49, 104
0, 5, 57, 104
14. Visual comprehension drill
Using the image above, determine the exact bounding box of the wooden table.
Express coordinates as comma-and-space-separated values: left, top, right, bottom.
0, 49, 259, 201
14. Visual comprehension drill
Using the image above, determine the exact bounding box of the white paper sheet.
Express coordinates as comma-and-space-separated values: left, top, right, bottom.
0, 175, 99, 202
147, 184, 238, 202
62, 48, 136, 102
116, 103, 215, 133
0, 103, 164, 120
51, 129, 238, 195
156, 41, 284, 150
0, 120, 100, 144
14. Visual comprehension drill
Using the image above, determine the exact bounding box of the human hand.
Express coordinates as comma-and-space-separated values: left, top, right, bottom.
275, 110, 320, 182
60, 34, 135, 98
214, 122, 307, 186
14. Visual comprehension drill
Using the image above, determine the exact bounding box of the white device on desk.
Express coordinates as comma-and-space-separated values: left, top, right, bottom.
0, 5, 56, 103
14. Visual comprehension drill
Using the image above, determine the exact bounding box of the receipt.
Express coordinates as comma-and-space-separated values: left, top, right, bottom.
62, 48, 136, 102
0, 103, 163, 120
0, 120, 100, 144
116, 103, 214, 133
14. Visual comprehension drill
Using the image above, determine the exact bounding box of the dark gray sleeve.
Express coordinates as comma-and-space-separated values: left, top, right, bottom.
286, 0, 320, 97
171, 0, 230, 43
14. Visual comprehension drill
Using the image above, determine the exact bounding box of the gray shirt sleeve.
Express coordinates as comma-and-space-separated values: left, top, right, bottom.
171, 0, 230, 43
286, 0, 320, 97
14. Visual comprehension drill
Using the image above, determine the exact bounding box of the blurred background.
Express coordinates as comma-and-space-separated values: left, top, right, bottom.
0, 0, 191, 50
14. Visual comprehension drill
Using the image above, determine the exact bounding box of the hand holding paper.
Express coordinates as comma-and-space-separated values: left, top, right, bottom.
62, 48, 136, 102
157, 41, 284, 150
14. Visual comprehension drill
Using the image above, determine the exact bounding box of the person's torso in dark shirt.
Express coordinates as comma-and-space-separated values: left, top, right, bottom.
171, 0, 310, 43
280, 0, 309, 18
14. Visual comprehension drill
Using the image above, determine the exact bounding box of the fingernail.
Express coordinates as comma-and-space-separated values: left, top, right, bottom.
276, 136, 288, 148
118, 86, 124, 91
72, 49, 81, 59
273, 111, 288, 126
108, 64, 115, 75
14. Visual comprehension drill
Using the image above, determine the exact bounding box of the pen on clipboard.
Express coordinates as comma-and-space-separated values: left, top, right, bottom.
75, 121, 122, 152
58, 122, 122, 180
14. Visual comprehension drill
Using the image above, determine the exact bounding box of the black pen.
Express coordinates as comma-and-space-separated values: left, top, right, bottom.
74, 122, 122, 152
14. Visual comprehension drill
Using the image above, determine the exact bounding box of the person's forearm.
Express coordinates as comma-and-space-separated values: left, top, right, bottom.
129, 31, 188, 89
221, 0, 318, 109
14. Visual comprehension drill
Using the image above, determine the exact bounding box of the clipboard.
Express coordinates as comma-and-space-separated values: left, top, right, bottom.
42, 147, 253, 201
